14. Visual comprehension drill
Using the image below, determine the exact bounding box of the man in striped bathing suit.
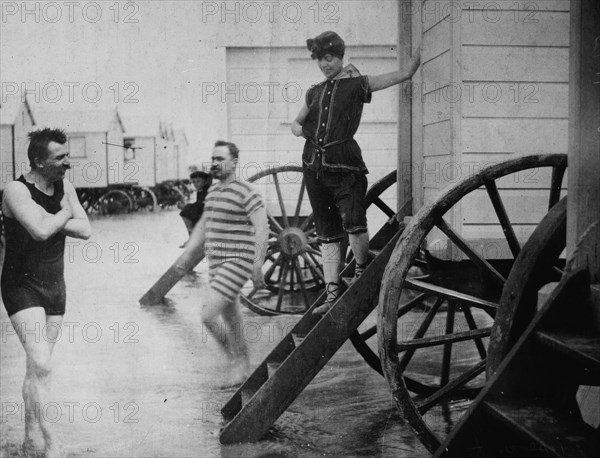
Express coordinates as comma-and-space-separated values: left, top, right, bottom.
186, 140, 268, 385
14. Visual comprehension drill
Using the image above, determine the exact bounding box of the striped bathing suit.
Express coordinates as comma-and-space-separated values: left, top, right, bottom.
204, 179, 264, 301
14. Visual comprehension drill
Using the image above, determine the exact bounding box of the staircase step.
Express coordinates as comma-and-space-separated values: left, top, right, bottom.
535, 330, 600, 380
368, 249, 381, 258
241, 388, 257, 406
483, 399, 596, 458
291, 333, 305, 347
266, 362, 281, 378
340, 276, 353, 288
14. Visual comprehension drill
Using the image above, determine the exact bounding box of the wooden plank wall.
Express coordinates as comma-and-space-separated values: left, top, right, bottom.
417, 0, 454, 217
413, 0, 570, 258
567, 0, 600, 282
460, 0, 570, 252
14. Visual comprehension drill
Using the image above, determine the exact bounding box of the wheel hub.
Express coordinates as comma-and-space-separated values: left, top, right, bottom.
278, 227, 308, 256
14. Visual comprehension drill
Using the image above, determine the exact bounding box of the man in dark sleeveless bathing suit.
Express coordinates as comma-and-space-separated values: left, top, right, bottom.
1, 128, 91, 457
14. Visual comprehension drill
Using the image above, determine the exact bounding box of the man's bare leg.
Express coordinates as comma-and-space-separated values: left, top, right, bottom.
202, 289, 235, 358
11, 308, 63, 457
221, 298, 249, 384
202, 289, 248, 384
22, 357, 44, 454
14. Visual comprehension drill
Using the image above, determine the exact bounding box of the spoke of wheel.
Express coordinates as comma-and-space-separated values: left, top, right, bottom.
357, 325, 377, 341
416, 360, 487, 414
461, 305, 488, 359
264, 255, 283, 284
400, 297, 444, 372
304, 227, 317, 236
553, 265, 565, 276
268, 213, 284, 234
303, 253, 325, 283
293, 258, 311, 309
405, 278, 498, 315
275, 256, 286, 284
436, 218, 506, 286
441, 302, 456, 386
276, 261, 289, 311
289, 258, 296, 292
397, 293, 429, 319
372, 196, 396, 218
307, 240, 319, 249
272, 174, 290, 228
300, 214, 314, 231
484, 180, 521, 257
301, 253, 325, 285
266, 245, 279, 259
396, 327, 491, 351
293, 179, 306, 227
307, 251, 324, 269
246, 286, 259, 300
548, 164, 566, 209
307, 246, 321, 257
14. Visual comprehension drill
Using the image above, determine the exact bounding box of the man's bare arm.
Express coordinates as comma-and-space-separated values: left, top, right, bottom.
2, 181, 71, 242
249, 206, 269, 288
368, 46, 421, 93
291, 103, 309, 137
61, 180, 91, 240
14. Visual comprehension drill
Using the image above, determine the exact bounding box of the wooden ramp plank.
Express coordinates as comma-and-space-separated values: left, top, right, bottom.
219, 230, 401, 444
139, 250, 204, 305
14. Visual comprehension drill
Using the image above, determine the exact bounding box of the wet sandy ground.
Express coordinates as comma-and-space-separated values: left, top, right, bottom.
0, 209, 507, 457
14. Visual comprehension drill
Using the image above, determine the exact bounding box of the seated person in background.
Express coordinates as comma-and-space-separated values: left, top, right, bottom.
178, 171, 212, 247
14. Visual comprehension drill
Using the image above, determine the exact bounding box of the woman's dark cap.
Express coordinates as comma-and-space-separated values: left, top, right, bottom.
190, 171, 211, 179
307, 31, 345, 60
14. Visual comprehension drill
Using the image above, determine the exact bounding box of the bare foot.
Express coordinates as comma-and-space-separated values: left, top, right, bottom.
229, 358, 250, 386
22, 437, 45, 458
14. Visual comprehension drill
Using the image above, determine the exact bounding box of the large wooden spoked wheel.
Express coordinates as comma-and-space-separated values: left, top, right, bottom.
377, 154, 567, 453
99, 189, 134, 215
240, 165, 323, 316
131, 185, 158, 212
487, 195, 567, 377
157, 184, 186, 210
240, 166, 398, 316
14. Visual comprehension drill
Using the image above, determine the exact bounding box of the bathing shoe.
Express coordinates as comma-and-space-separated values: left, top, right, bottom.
352, 262, 368, 282
312, 282, 340, 315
